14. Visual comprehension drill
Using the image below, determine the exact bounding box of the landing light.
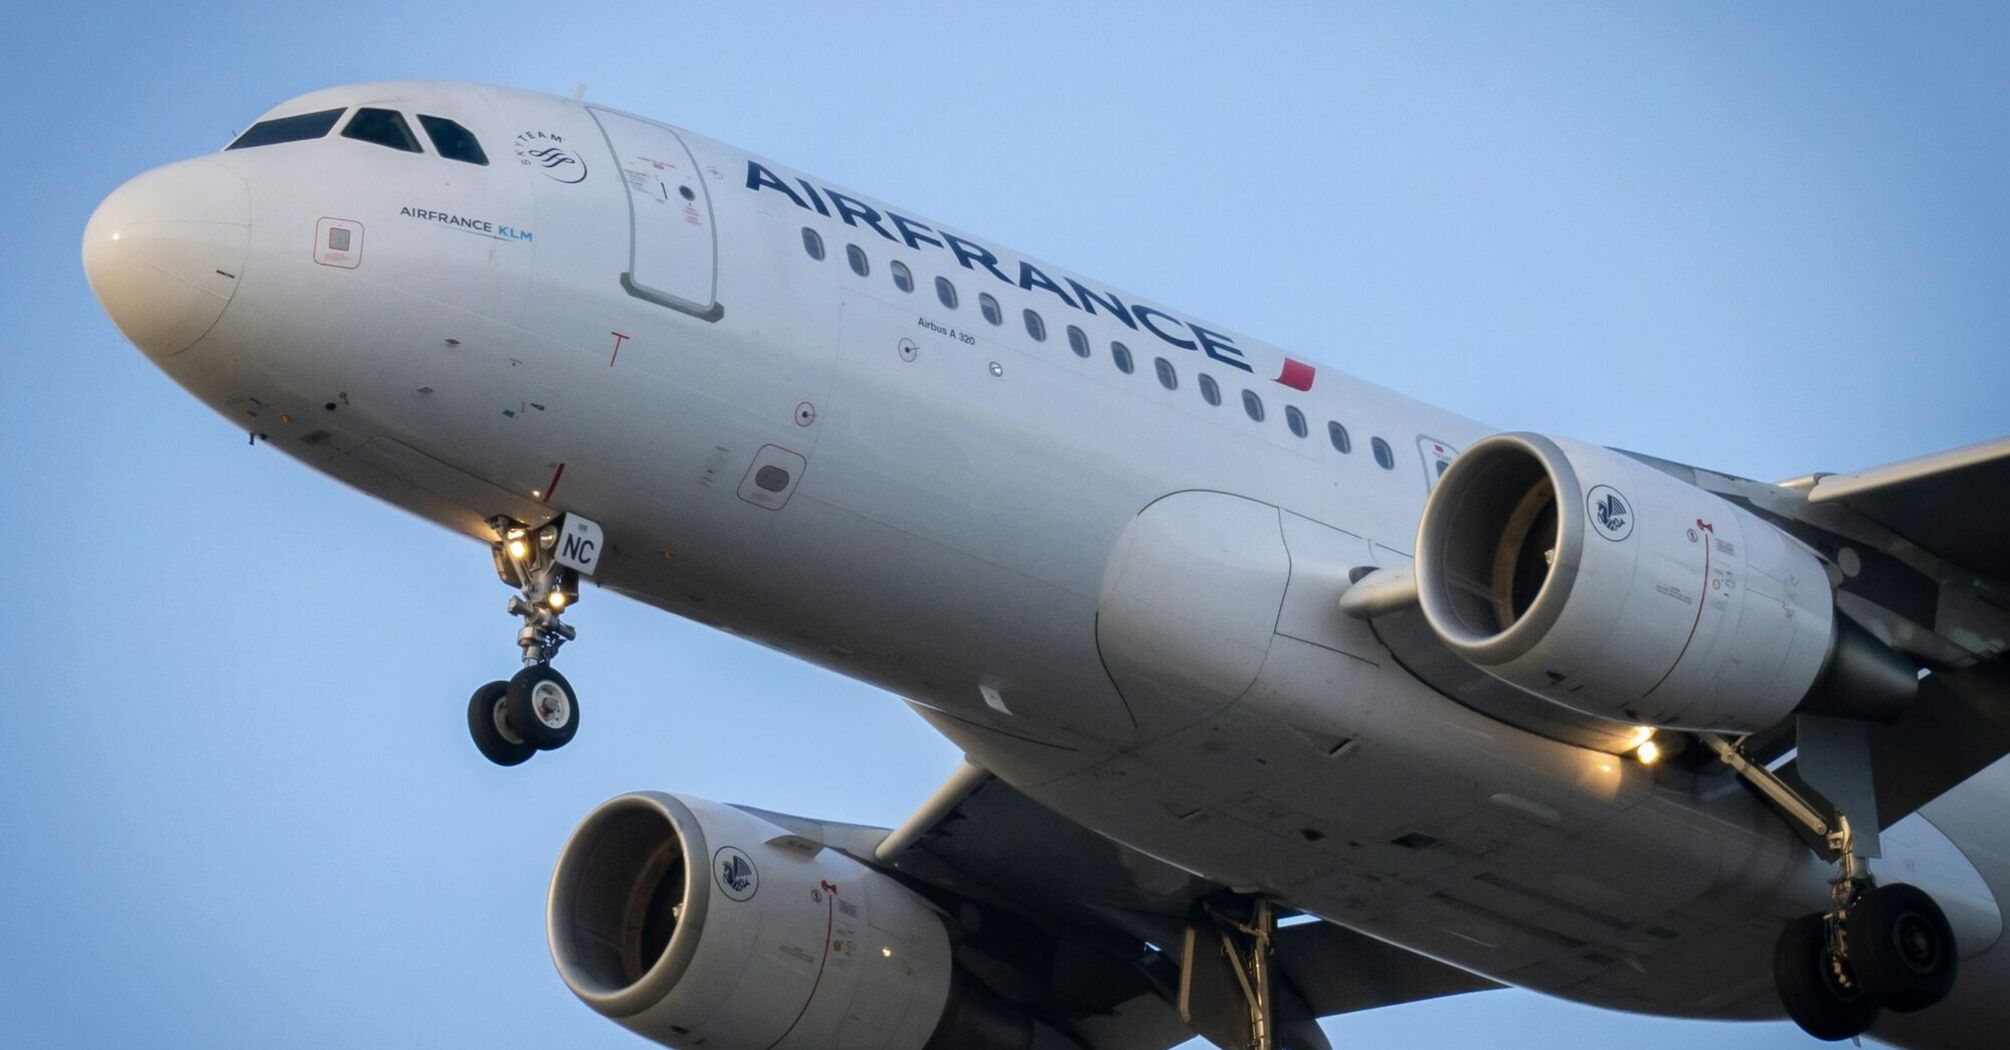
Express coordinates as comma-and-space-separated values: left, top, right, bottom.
1630, 726, 1661, 766
548, 592, 567, 610
507, 538, 529, 560
880, 947, 893, 958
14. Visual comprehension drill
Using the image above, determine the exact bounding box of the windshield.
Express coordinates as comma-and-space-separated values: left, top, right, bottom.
227, 108, 345, 150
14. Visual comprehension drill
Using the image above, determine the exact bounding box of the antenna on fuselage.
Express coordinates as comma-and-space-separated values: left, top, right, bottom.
570, 83, 587, 100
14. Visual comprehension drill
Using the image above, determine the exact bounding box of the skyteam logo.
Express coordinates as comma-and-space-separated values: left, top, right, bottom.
713, 847, 759, 902
514, 130, 587, 183
1587, 485, 1633, 541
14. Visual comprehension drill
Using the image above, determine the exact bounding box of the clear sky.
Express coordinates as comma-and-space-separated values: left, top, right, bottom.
4, 3, 2006, 1047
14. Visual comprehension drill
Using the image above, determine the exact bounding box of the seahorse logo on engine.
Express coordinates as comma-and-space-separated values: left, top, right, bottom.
1587, 485, 1633, 541
714, 847, 759, 902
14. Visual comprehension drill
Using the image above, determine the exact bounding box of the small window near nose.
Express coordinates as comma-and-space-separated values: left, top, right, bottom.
801, 227, 825, 261
314, 218, 363, 269
846, 243, 869, 277
891, 260, 913, 293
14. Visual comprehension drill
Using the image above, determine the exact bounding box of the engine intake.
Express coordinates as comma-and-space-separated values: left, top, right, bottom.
548, 792, 1063, 1050
1414, 433, 1844, 733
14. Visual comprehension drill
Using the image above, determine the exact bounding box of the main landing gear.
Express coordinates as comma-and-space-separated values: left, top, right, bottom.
1704, 735, 1959, 1041
467, 513, 602, 766
1178, 897, 1283, 1050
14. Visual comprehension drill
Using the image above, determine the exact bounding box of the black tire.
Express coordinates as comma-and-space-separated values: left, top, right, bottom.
467, 680, 535, 767
507, 663, 580, 751
1775, 913, 1880, 1041
1848, 883, 1958, 1013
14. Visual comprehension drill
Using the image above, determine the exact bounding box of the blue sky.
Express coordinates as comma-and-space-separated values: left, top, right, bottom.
5, 3, 2006, 1047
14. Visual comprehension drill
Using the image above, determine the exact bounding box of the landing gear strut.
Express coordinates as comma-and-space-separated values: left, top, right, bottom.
467, 513, 602, 765
1179, 897, 1280, 1050
1704, 735, 1959, 1041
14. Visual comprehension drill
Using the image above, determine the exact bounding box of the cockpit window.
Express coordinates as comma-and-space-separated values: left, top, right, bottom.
227, 108, 345, 150
342, 108, 422, 153
418, 115, 487, 165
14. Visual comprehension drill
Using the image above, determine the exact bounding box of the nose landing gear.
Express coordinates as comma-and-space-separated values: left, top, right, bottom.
467, 513, 603, 766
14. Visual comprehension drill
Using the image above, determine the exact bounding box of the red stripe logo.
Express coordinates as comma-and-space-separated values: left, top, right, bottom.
1275, 357, 1315, 391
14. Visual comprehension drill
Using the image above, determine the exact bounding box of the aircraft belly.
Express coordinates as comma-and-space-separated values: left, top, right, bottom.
1012, 502, 1863, 1019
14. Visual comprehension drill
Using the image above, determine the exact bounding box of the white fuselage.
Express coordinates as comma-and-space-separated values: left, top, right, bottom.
83, 81, 2010, 1045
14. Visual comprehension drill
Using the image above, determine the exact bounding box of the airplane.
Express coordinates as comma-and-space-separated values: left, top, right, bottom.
80, 80, 2010, 1049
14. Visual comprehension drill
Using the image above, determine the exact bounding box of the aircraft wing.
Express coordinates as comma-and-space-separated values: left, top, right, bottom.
1758, 436, 2010, 830
746, 763, 1497, 1050
1799, 434, 2010, 582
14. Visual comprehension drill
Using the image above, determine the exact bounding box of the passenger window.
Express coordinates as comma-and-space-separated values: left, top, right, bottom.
1024, 309, 1047, 342
1066, 325, 1090, 358
801, 227, 825, 261
1155, 357, 1178, 390
341, 108, 422, 153
1372, 437, 1396, 469
936, 276, 959, 309
1198, 373, 1221, 406
417, 115, 487, 165
847, 243, 869, 277
1286, 406, 1308, 438
979, 293, 1003, 325
228, 108, 345, 150
1111, 341, 1135, 374
1328, 421, 1352, 454
1242, 390, 1265, 422
891, 259, 913, 292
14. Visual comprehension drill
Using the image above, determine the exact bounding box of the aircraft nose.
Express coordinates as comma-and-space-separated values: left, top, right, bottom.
82, 159, 250, 358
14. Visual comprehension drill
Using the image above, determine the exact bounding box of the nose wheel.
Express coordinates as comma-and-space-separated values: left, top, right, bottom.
467, 680, 534, 766
506, 663, 580, 750
467, 514, 602, 766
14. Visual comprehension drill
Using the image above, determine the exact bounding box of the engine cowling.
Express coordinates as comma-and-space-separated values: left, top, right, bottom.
1413, 432, 1838, 733
548, 792, 1016, 1050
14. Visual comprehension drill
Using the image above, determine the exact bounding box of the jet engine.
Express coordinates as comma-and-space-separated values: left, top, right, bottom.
547, 792, 1066, 1050
1412, 432, 1897, 733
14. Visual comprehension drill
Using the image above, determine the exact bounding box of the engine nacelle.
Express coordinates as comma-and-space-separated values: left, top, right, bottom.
1413, 432, 1837, 733
548, 792, 964, 1050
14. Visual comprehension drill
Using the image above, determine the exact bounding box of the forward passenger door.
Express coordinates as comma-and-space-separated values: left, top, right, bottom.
589, 107, 721, 320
